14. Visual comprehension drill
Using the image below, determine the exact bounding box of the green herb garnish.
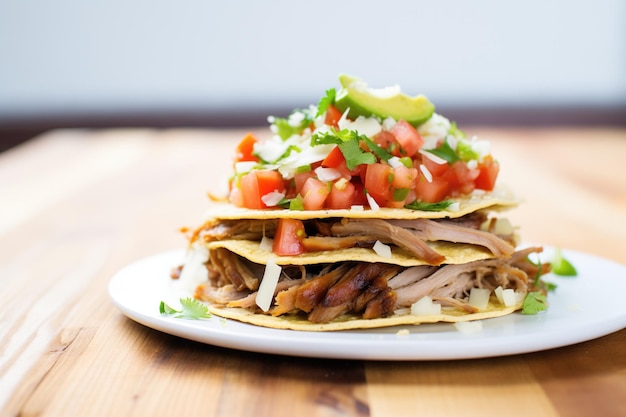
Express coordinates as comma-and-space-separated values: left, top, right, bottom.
312, 129, 376, 170
316, 88, 336, 117
425, 139, 460, 164
404, 200, 454, 211
159, 298, 212, 320
551, 248, 578, 276
521, 292, 548, 315
271, 110, 315, 140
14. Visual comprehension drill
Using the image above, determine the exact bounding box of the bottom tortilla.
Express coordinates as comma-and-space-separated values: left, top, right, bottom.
206, 300, 523, 332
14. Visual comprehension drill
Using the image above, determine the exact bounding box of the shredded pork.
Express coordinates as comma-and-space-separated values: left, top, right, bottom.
190, 212, 546, 324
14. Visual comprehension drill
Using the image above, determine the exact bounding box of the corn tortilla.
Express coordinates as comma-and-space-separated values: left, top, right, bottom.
206, 300, 523, 331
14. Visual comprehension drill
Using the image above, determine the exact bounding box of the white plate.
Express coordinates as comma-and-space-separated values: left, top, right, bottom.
108, 246, 626, 360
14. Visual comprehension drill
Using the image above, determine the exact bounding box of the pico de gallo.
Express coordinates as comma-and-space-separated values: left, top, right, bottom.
228, 83, 500, 213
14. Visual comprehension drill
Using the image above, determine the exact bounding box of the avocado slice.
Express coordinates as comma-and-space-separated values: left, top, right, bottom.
334, 74, 435, 127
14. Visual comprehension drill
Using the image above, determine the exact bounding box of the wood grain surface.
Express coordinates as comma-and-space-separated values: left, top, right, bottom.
1, 127, 624, 417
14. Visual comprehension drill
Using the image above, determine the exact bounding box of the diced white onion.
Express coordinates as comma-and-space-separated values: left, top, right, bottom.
373, 240, 392, 258
411, 296, 442, 316
388, 156, 404, 169
255, 258, 281, 312
419, 164, 433, 183
259, 236, 274, 252
234, 161, 258, 175
261, 191, 285, 207
447, 202, 460, 212
454, 321, 483, 334
350, 205, 364, 211
494, 286, 520, 307
494, 286, 504, 304
468, 288, 491, 310
382, 117, 397, 130
314, 166, 342, 182
338, 116, 382, 138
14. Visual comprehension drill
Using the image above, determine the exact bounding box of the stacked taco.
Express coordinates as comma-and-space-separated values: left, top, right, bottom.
172, 75, 550, 331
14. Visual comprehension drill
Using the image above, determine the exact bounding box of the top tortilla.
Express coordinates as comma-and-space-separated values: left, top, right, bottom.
203, 186, 518, 221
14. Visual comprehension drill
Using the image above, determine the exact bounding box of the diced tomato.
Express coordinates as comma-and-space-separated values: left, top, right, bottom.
415, 176, 449, 203
351, 180, 368, 206
364, 163, 393, 206
324, 104, 343, 127
326, 180, 356, 209
444, 161, 476, 195
301, 177, 330, 210
373, 131, 401, 156
273, 218, 306, 256
321, 145, 345, 168
294, 170, 316, 195
235, 133, 259, 163
421, 153, 449, 177
391, 165, 418, 189
390, 120, 423, 157
474, 155, 499, 191
240, 170, 285, 209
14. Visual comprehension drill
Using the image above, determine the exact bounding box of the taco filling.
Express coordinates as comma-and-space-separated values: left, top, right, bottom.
171, 75, 551, 331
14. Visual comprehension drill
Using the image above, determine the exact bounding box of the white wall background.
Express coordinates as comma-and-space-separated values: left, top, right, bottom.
0, 0, 624, 120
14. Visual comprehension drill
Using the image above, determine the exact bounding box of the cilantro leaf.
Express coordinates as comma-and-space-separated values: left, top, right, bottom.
362, 136, 393, 162
316, 88, 336, 117
425, 139, 460, 164
551, 248, 578, 276
278, 194, 304, 210
404, 200, 454, 211
271, 110, 315, 140
159, 298, 212, 320
521, 292, 548, 315
311, 129, 376, 170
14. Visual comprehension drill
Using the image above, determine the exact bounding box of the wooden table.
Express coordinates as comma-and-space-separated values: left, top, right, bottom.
1, 126, 625, 417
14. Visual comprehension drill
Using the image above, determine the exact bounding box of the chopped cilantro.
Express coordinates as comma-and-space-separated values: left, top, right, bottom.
425, 139, 460, 164
312, 129, 377, 170
159, 298, 212, 320
456, 140, 479, 161
404, 200, 454, 211
521, 292, 548, 315
271, 110, 315, 140
316, 88, 336, 117
362, 136, 393, 162
392, 188, 410, 202
551, 248, 578, 276
278, 195, 304, 211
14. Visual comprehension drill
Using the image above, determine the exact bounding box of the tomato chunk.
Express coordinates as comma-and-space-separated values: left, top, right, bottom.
301, 177, 330, 210
474, 155, 499, 191
321, 145, 345, 168
273, 218, 306, 256
415, 176, 449, 203
324, 104, 343, 128
326, 180, 356, 209
390, 120, 423, 157
235, 133, 259, 162
364, 163, 393, 206
240, 170, 285, 209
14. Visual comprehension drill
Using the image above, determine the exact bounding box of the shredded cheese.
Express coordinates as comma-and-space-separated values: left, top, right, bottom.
255, 258, 281, 312
365, 192, 380, 210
